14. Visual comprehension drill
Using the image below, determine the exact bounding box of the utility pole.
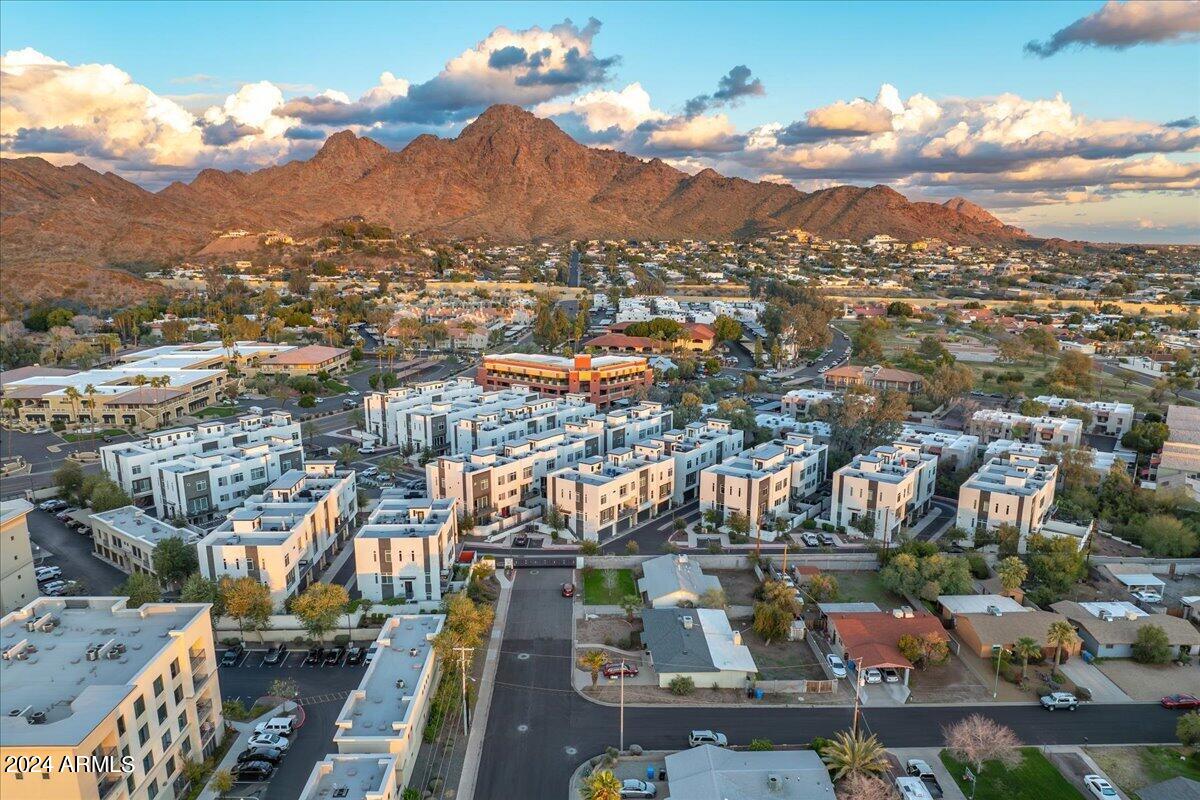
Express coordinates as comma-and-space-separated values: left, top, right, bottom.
619, 659, 626, 752
454, 646, 475, 731
851, 657, 864, 736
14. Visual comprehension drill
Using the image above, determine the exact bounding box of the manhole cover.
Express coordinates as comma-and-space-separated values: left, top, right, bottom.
517, 653, 530, 661
564, 746, 577, 755
517, 724, 529, 733
529, 569, 539, 575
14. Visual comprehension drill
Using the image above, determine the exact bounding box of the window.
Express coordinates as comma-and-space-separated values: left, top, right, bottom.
117, 715, 126, 735
134, 695, 146, 717
169, 658, 179, 678
161, 730, 172, 750
146, 777, 158, 799
153, 676, 164, 696
173, 685, 183, 704
165, 756, 176, 777
157, 703, 167, 724
178, 709, 188, 729
138, 723, 149, 746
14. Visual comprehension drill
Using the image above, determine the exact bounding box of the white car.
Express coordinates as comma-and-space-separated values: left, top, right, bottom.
1084, 775, 1118, 799
826, 654, 847, 679
35, 566, 62, 582
688, 730, 728, 748
1131, 590, 1163, 604
247, 732, 290, 751
863, 668, 883, 684
347, 390, 360, 396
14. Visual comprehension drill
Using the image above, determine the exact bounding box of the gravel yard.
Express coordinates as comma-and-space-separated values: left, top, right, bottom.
1096, 659, 1200, 700
710, 569, 762, 606
577, 614, 640, 648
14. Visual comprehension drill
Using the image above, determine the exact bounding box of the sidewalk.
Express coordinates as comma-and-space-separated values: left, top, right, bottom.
456, 570, 514, 800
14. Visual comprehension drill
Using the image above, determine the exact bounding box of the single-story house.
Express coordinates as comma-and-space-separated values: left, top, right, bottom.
641, 608, 757, 689
638, 554, 723, 608
663, 745, 835, 800
1050, 600, 1200, 659
955, 608, 1081, 660
1134, 777, 1200, 800
824, 610, 946, 686
936, 594, 1025, 622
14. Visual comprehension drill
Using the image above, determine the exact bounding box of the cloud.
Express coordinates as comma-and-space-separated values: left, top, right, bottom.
279, 18, 616, 127
683, 65, 765, 117
1165, 115, 1199, 128
1025, 0, 1200, 57
639, 113, 744, 155
170, 73, 219, 85
536, 82, 668, 135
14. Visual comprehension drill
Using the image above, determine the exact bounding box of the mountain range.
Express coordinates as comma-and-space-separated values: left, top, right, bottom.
1, 103, 1046, 308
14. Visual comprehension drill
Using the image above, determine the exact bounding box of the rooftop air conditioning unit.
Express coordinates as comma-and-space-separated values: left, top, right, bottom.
27, 710, 46, 724
892, 609, 904, 619
86, 646, 100, 661
767, 774, 782, 791
682, 615, 694, 630
1099, 610, 1112, 621
987, 605, 1001, 616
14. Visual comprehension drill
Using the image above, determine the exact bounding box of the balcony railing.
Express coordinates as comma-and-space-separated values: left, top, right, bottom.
97, 776, 122, 800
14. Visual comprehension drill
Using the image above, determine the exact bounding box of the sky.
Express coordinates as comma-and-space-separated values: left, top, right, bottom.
2, 0, 1198, 243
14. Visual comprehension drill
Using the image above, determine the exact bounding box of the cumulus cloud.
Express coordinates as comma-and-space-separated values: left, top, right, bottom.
1025, 0, 1200, 57
683, 65, 765, 117
278, 18, 616, 126
535, 82, 668, 136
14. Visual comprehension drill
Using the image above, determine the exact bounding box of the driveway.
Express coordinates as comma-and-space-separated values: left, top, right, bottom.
1095, 659, 1200, 701
1059, 660, 1134, 703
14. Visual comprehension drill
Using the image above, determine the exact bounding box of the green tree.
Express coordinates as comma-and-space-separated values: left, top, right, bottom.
180, 573, 225, 619
292, 583, 350, 644
577, 649, 608, 688
820, 730, 889, 781
699, 587, 727, 609
1047, 619, 1079, 667
117, 573, 162, 607
152, 537, 199, 588
619, 594, 641, 623
1177, 711, 1200, 746
752, 601, 792, 644
334, 443, 359, 466
221, 576, 273, 642
54, 460, 84, 501
581, 770, 622, 800
1132, 623, 1173, 664
1135, 515, 1199, 558
1013, 636, 1042, 680
806, 573, 839, 602
996, 556, 1028, 593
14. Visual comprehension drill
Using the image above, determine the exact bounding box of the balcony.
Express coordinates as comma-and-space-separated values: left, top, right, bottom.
97, 776, 122, 800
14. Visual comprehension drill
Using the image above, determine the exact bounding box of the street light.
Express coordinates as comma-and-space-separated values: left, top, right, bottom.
991, 644, 1008, 699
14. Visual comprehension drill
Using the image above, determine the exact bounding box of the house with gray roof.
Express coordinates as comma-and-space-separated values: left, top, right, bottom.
664, 745, 835, 800
638, 554, 722, 608
640, 607, 757, 689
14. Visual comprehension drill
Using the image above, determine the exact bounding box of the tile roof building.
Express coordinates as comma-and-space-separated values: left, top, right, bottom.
477, 353, 653, 409
822, 364, 924, 393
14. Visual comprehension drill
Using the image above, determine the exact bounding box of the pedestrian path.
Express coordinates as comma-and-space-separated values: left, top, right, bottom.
456, 571, 513, 800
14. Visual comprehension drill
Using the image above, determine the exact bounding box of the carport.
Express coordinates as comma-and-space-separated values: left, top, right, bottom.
1113, 572, 1165, 596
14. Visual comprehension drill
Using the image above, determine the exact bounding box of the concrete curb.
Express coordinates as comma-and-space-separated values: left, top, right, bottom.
456, 571, 515, 800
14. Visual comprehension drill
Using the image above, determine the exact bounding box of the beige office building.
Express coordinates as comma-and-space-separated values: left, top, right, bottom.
0, 597, 223, 800
0, 500, 38, 614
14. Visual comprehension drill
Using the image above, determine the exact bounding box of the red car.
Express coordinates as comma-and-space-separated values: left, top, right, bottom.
603, 662, 639, 679
561, 582, 575, 598
1161, 694, 1200, 709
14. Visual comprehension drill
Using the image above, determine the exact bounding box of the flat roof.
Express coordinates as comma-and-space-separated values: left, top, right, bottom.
0, 598, 209, 747
0, 498, 34, 526
664, 746, 835, 800
89, 505, 196, 546
334, 615, 444, 740
938, 594, 1028, 616
298, 754, 397, 800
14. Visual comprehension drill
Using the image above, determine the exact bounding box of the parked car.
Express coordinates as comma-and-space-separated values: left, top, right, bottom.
1084, 775, 1118, 799
236, 747, 283, 766
801, 533, 821, 547
819, 533, 835, 546
221, 643, 245, 666
345, 646, 365, 666
603, 662, 639, 679
263, 644, 288, 666
1131, 589, 1163, 604
304, 646, 325, 666
619, 779, 658, 798
1161, 693, 1200, 709
38, 499, 67, 512
561, 582, 576, 598
232, 760, 275, 782
905, 759, 943, 798
882, 668, 901, 683
864, 668, 883, 684
246, 732, 289, 751
826, 654, 847, 679
342, 398, 357, 409
324, 646, 346, 666
1040, 691, 1078, 711
31, 427, 51, 435
895, 776, 934, 800
365, 644, 379, 665
41, 580, 67, 595
512, 534, 530, 547
255, 717, 294, 737
688, 730, 728, 747
35, 566, 62, 582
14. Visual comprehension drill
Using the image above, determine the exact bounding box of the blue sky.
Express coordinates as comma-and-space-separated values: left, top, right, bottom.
2, 1, 1197, 242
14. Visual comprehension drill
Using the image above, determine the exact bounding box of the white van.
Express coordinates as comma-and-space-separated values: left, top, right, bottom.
254, 717, 294, 736
895, 776, 933, 800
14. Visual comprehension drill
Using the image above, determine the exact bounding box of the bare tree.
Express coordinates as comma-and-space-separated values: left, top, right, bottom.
943, 714, 1021, 789
836, 773, 897, 800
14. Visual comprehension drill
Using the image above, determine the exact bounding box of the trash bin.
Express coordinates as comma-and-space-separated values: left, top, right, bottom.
754, 688, 764, 700
647, 766, 656, 781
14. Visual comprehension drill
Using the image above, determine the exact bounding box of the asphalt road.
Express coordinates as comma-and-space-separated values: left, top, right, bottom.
1097, 359, 1200, 403
26, 507, 126, 594
474, 567, 1184, 800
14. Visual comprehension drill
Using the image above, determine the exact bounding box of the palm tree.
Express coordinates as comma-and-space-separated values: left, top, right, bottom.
63, 386, 82, 433
619, 594, 641, 624
580, 769, 622, 800
83, 384, 98, 450
4, 398, 20, 459
577, 650, 608, 688
130, 374, 150, 428
1013, 636, 1042, 681
152, 376, 172, 426
334, 443, 359, 466
820, 730, 890, 782
1047, 620, 1079, 668
996, 556, 1028, 594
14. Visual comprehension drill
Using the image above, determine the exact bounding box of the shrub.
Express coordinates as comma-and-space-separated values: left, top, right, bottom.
749, 739, 774, 751
1179, 711, 1200, 746
802, 518, 817, 530
1074, 686, 1092, 701
707, 540, 722, 554
297, 394, 316, 408
668, 675, 695, 696
810, 736, 832, 754
967, 554, 989, 579
1133, 624, 1173, 664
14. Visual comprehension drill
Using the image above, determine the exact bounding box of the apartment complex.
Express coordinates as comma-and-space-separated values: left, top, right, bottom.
363, 377, 487, 448
0, 597, 223, 800
1155, 404, 1200, 500
780, 389, 836, 418
896, 425, 980, 471
333, 615, 445, 791
298, 754, 399, 800
699, 433, 829, 533
90, 506, 199, 578
451, 394, 596, 453
197, 462, 358, 607
653, 418, 745, 503
0, 500, 37, 614
828, 444, 938, 540
822, 364, 924, 393
101, 412, 303, 523
967, 409, 1083, 447
546, 443, 675, 542
477, 353, 653, 408
354, 496, 458, 603
956, 452, 1058, 549
1032, 396, 1135, 437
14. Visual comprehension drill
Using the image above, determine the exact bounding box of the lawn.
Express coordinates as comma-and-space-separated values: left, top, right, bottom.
582, 568, 637, 605
1087, 746, 1200, 800
321, 378, 352, 394
940, 747, 1084, 800
193, 405, 238, 419
61, 428, 126, 442
829, 571, 903, 609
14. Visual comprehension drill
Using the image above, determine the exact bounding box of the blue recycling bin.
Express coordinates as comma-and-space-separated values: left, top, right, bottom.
647, 766, 656, 781
754, 688, 764, 700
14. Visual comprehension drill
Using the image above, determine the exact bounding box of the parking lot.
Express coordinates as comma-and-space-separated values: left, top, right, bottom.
218, 646, 370, 799
27, 506, 126, 595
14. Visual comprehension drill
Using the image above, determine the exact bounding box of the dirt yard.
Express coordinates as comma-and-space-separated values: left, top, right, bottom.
1097, 660, 1200, 700
906, 650, 992, 703
710, 569, 762, 607
743, 635, 827, 681
577, 614, 640, 648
